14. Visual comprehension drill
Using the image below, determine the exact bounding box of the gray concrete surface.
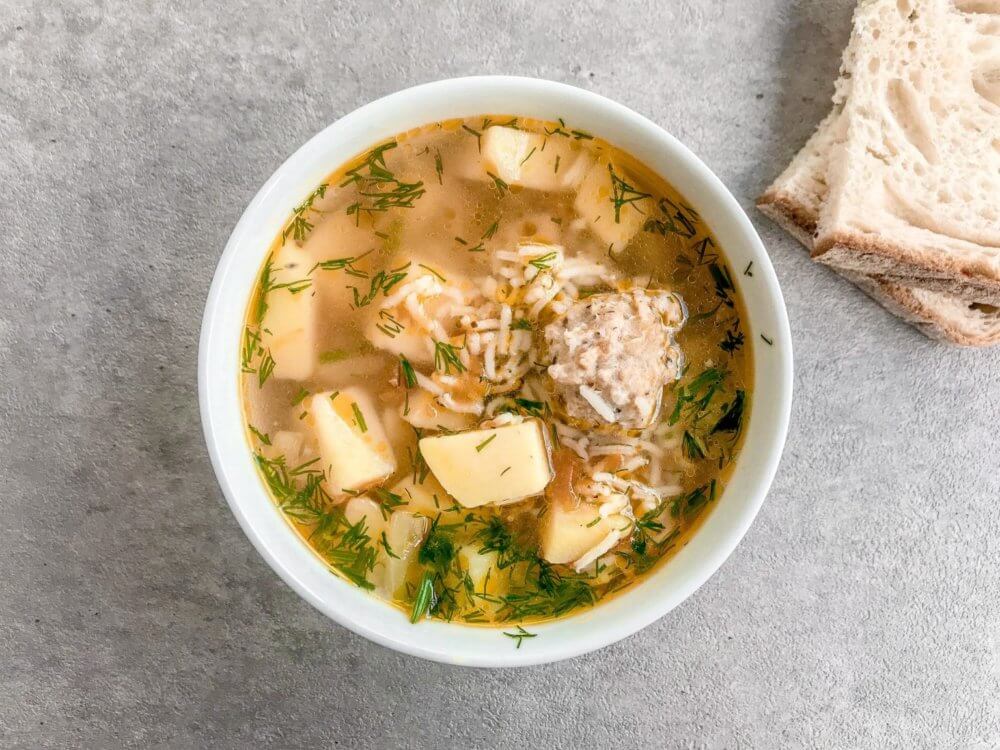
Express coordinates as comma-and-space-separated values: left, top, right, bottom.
2, 0, 999, 747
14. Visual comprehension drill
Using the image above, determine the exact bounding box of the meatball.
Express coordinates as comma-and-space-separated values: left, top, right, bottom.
544, 290, 686, 430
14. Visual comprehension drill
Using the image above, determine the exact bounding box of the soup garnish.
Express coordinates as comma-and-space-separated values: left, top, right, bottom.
240, 116, 752, 629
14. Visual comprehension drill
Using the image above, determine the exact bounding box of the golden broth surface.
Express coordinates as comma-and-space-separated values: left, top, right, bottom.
240, 115, 753, 627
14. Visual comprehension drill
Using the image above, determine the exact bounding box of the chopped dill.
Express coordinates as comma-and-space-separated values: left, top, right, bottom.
342, 141, 426, 221
419, 518, 456, 571
349, 262, 410, 307
399, 356, 417, 388
418, 263, 446, 282
291, 387, 310, 406
372, 487, 407, 519
380, 531, 400, 559
461, 123, 483, 152
511, 318, 532, 331
712, 390, 746, 435
433, 340, 466, 374
253, 454, 378, 590
410, 572, 435, 622
643, 197, 699, 239
311, 250, 372, 279
241, 326, 277, 387
682, 430, 708, 460
466, 220, 500, 253
434, 149, 444, 184
691, 237, 718, 266
669, 367, 727, 426
351, 402, 368, 432
761, 333, 774, 346
503, 625, 537, 648
608, 163, 651, 223
519, 146, 537, 166
375, 309, 405, 338
720, 327, 745, 354
709, 263, 736, 308
545, 119, 571, 138
486, 171, 509, 195
248, 425, 271, 445
409, 432, 431, 485
554, 154, 561, 173
257, 350, 276, 386
673, 480, 718, 519
241, 326, 262, 372
282, 183, 328, 244
528, 251, 559, 270
475, 517, 535, 570
744, 261, 754, 277
475, 434, 497, 452
513, 397, 544, 416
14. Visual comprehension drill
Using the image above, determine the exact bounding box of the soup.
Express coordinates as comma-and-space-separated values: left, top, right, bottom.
240, 116, 752, 628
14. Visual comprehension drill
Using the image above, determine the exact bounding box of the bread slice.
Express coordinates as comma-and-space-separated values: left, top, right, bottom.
759, 111, 1000, 347
812, 0, 1000, 305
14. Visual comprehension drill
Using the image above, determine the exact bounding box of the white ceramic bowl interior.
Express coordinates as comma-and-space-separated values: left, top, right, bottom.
199, 76, 792, 667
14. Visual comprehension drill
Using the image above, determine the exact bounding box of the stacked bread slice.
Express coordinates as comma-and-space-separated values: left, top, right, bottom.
758, 0, 1000, 346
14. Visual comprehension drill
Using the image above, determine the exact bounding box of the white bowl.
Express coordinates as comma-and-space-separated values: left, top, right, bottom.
199, 76, 792, 667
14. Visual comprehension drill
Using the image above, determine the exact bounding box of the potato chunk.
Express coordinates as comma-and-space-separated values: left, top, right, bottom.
258, 429, 313, 467
418, 419, 552, 507
365, 316, 434, 368
574, 159, 649, 252
482, 127, 544, 187
261, 242, 316, 380
401, 389, 476, 433
387, 473, 450, 516
342, 496, 389, 590
459, 545, 499, 595
383, 512, 429, 598
343, 496, 387, 537
305, 387, 396, 493
481, 126, 592, 192
541, 500, 631, 569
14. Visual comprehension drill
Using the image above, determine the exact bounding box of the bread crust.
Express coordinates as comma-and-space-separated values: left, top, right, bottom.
758, 191, 1000, 346
757, 190, 818, 244
814, 232, 1000, 306
842, 272, 1000, 347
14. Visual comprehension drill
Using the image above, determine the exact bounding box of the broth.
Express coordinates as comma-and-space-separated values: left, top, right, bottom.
240, 115, 753, 627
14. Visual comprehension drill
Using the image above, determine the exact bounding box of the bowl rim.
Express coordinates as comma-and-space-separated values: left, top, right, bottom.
199, 75, 793, 668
